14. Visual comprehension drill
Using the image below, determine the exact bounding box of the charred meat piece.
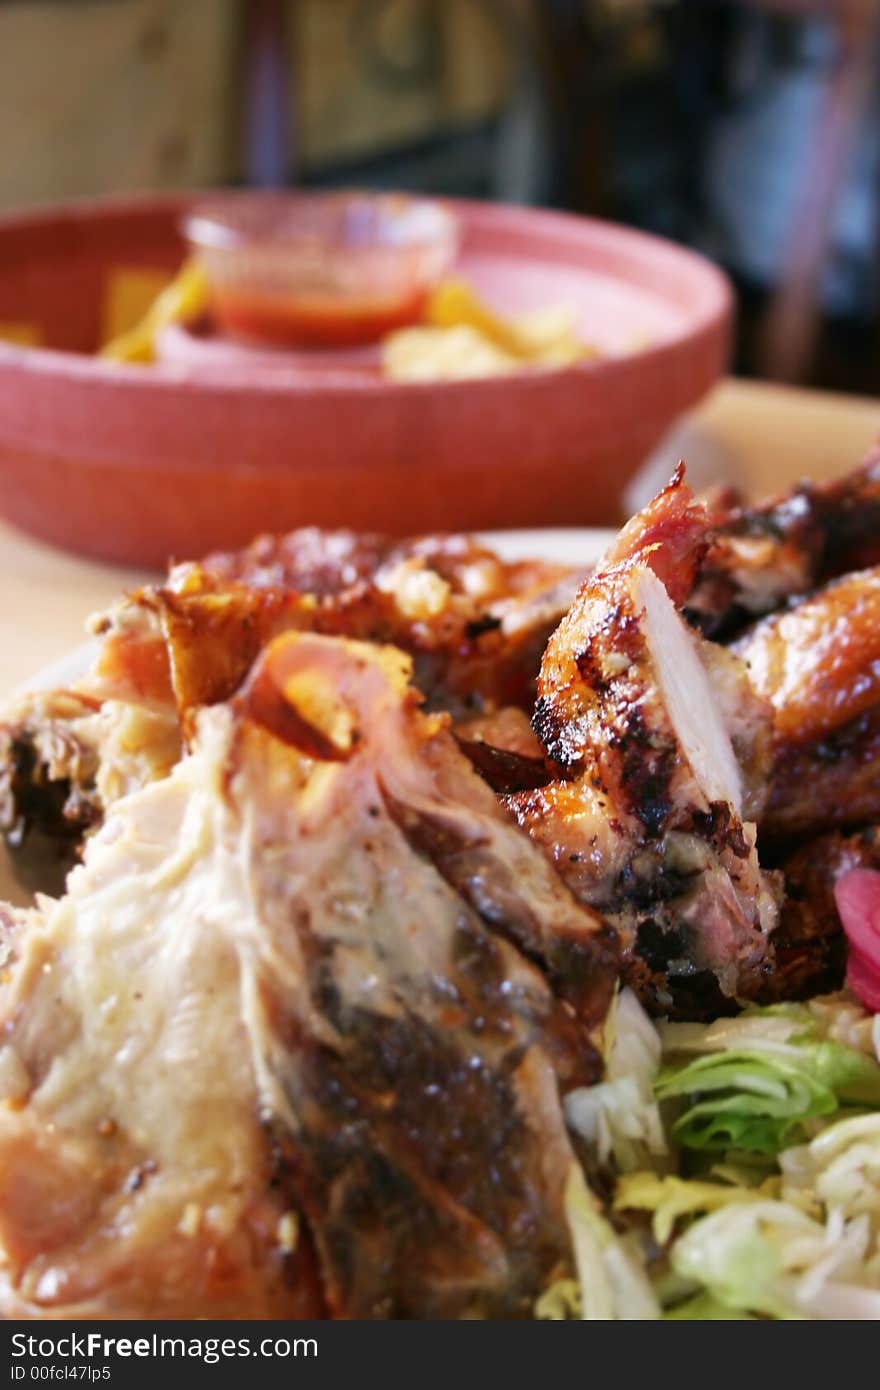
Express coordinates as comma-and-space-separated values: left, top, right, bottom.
508, 475, 779, 1017
0, 633, 616, 1319
0, 693, 102, 896
0, 680, 181, 897
746, 828, 880, 1004
732, 569, 880, 843
761, 706, 880, 844
686, 453, 880, 638
151, 547, 582, 732
455, 706, 551, 796
0, 597, 184, 898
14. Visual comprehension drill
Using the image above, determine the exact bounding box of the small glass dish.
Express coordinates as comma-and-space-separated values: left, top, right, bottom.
183, 191, 459, 349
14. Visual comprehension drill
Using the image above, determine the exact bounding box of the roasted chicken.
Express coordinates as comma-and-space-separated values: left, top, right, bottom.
685, 451, 880, 638
733, 568, 880, 843
508, 470, 780, 1016
0, 529, 583, 891
3, 455, 880, 1320
0, 634, 615, 1319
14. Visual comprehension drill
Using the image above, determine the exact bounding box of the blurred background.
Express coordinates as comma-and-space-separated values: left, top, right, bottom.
2, 0, 879, 392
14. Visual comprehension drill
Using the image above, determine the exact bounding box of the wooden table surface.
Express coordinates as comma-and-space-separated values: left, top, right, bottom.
2, 375, 879, 697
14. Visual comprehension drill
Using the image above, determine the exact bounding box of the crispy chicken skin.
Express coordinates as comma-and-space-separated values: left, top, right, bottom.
165, 529, 583, 719
0, 531, 585, 897
732, 568, 880, 843
733, 568, 880, 747
0, 633, 615, 1320
761, 707, 880, 844
190, 527, 578, 608
508, 476, 779, 1016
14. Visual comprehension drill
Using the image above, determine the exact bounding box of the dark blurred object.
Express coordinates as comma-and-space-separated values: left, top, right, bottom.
523, 1, 880, 392
242, 0, 293, 187
756, 2, 880, 381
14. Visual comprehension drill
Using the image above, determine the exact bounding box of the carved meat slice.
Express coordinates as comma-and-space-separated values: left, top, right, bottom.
510, 478, 779, 1017
0, 633, 615, 1319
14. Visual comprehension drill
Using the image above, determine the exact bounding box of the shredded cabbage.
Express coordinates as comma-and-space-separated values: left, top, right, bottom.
780, 1113, 880, 1238
565, 988, 667, 1172
614, 1172, 773, 1244
553, 995, 880, 1319
664, 1291, 755, 1320
656, 1002, 880, 1155
670, 1198, 880, 1319
542, 1162, 661, 1321
614, 1110, 880, 1317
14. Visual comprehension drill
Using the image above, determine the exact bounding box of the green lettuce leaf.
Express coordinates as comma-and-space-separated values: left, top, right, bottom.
664, 1291, 755, 1320
668, 1200, 814, 1318
656, 1037, 880, 1155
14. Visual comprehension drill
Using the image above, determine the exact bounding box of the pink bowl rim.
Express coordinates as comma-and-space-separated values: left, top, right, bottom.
0, 190, 733, 402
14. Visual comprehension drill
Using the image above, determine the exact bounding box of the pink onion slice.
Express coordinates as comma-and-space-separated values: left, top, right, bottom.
834, 868, 880, 1012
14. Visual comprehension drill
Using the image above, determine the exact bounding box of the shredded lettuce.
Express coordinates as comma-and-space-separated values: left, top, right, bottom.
557, 1162, 661, 1320
664, 1291, 754, 1320
554, 997, 880, 1320
660, 995, 880, 1062
614, 1172, 772, 1244
565, 988, 667, 1172
669, 1200, 814, 1317
656, 1005, 880, 1155
614, 1111, 880, 1319
534, 1280, 581, 1321
781, 1113, 880, 1234
670, 1198, 880, 1319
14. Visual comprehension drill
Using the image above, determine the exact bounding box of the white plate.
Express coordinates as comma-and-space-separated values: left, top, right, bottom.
477, 527, 613, 568
1, 528, 615, 905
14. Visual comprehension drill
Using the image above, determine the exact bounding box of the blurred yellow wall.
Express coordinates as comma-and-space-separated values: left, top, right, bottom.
0, 0, 514, 210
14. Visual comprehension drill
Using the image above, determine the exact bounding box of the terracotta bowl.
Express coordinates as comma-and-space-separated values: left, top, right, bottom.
0, 192, 732, 567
